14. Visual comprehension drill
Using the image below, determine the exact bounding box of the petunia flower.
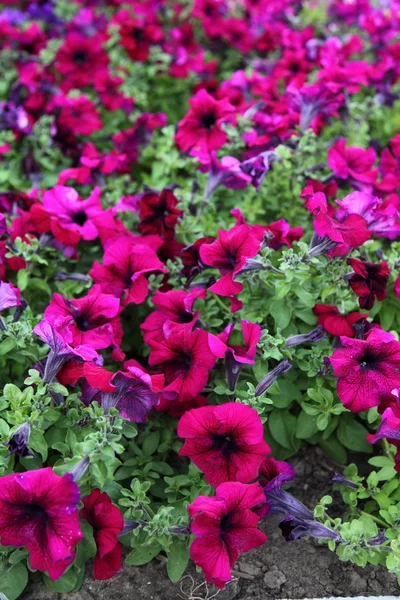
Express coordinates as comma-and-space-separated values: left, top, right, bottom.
336, 191, 400, 240
0, 280, 21, 311
137, 188, 183, 239
313, 304, 368, 337
328, 139, 378, 192
347, 258, 390, 310
81, 489, 124, 581
44, 286, 123, 359
5, 422, 33, 458
175, 89, 236, 153
199, 225, 261, 303
188, 481, 267, 589
148, 327, 215, 402
141, 288, 206, 343
90, 237, 168, 306
178, 402, 270, 486
208, 320, 261, 390
55, 32, 109, 92
330, 328, 400, 412
0, 468, 83, 580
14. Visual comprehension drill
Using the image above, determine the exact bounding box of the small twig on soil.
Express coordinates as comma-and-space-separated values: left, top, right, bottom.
231, 569, 254, 580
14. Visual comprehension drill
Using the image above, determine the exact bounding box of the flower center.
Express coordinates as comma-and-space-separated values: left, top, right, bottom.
213, 434, 238, 457
359, 351, 378, 370
73, 50, 88, 65
200, 111, 217, 130
23, 503, 49, 522
72, 211, 87, 226
75, 312, 92, 331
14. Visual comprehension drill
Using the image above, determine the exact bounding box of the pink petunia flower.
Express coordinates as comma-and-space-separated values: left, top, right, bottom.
81, 489, 124, 580
347, 258, 390, 310
199, 225, 261, 303
141, 288, 206, 343
330, 329, 400, 412
44, 285, 123, 358
188, 481, 267, 589
328, 139, 378, 191
0, 468, 83, 580
178, 402, 270, 486
175, 89, 236, 153
0, 280, 21, 311
90, 237, 168, 306
313, 304, 368, 337
148, 327, 216, 402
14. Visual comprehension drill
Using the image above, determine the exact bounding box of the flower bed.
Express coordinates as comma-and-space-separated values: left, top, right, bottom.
1, 0, 400, 598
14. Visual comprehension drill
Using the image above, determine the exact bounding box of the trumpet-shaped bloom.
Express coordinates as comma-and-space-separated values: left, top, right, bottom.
330, 329, 400, 412
81, 489, 124, 581
178, 402, 270, 486
313, 304, 368, 337
148, 327, 215, 402
347, 258, 390, 310
188, 482, 267, 589
0, 468, 82, 580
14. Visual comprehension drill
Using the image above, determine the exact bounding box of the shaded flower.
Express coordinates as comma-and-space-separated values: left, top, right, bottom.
0, 468, 82, 580
137, 188, 183, 240
330, 329, 400, 412
188, 482, 267, 589
347, 258, 390, 310
313, 304, 368, 337
178, 402, 270, 486
81, 489, 124, 581
175, 89, 236, 153
148, 327, 216, 402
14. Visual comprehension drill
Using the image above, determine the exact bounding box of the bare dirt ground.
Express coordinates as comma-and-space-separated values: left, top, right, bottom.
21, 447, 399, 600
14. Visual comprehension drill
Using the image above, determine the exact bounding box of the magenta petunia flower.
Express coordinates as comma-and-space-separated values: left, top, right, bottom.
141, 287, 206, 343
328, 138, 378, 191
90, 237, 168, 306
368, 406, 400, 446
42, 185, 103, 242
0, 468, 83, 580
55, 32, 109, 92
148, 327, 216, 402
0, 280, 21, 311
330, 329, 400, 412
44, 285, 123, 357
199, 225, 261, 300
81, 489, 124, 581
313, 304, 368, 337
208, 320, 261, 364
336, 191, 400, 240
304, 190, 371, 256
175, 89, 236, 153
178, 402, 270, 486
188, 481, 267, 589
347, 258, 390, 310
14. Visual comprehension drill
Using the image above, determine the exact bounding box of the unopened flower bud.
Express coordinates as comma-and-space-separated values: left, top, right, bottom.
285, 326, 325, 348
6, 422, 32, 458
69, 456, 90, 482
255, 360, 292, 396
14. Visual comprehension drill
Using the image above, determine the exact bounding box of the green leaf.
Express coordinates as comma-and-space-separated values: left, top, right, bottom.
0, 563, 29, 600
295, 410, 318, 439
29, 430, 48, 461
319, 434, 347, 464
337, 415, 372, 453
0, 338, 16, 356
43, 567, 78, 593
142, 431, 160, 457
74, 520, 97, 569
268, 409, 297, 450
125, 544, 162, 566
167, 541, 189, 583
2, 385, 20, 402
269, 300, 291, 330
17, 270, 29, 292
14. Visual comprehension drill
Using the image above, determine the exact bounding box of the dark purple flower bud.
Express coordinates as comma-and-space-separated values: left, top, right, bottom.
12, 299, 28, 323
169, 525, 191, 536
330, 471, 359, 489
54, 271, 92, 283
279, 516, 341, 541
255, 360, 292, 396
264, 481, 314, 520
285, 326, 325, 348
367, 531, 388, 546
120, 520, 142, 536
308, 234, 338, 257
5, 422, 33, 458
225, 352, 242, 392
69, 456, 90, 482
